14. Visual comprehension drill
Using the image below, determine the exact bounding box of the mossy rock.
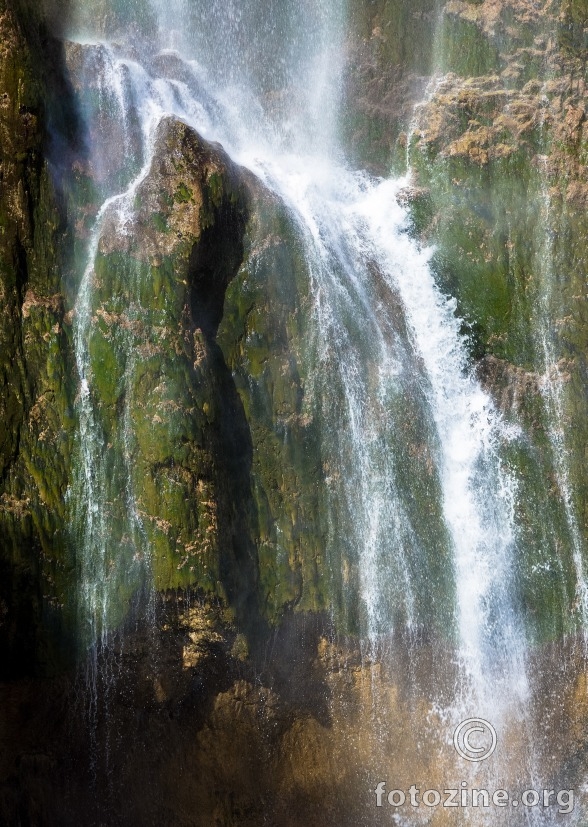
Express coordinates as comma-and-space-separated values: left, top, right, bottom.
72, 117, 263, 637
407, 7, 588, 640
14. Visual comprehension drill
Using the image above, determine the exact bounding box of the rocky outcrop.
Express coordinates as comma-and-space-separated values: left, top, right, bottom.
73, 108, 331, 632
0, 28, 338, 812
0, 18, 347, 821
1, 0, 338, 693
219, 176, 328, 622
83, 117, 256, 614
406, 0, 588, 581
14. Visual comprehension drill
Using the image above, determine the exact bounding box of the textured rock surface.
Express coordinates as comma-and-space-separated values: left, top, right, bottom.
346, 0, 588, 637
2, 0, 588, 823
343, 0, 439, 171
71, 106, 332, 631
84, 117, 255, 611
0, 0, 77, 676
219, 175, 329, 622
2, 600, 588, 826
1, 0, 347, 681
405, 0, 588, 631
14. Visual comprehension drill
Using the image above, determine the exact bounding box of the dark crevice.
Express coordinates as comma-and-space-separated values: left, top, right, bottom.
187, 182, 269, 643
188, 196, 246, 337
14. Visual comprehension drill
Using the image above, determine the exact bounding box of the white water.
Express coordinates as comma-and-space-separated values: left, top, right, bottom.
74, 37, 525, 696
66, 2, 562, 818
535, 175, 588, 641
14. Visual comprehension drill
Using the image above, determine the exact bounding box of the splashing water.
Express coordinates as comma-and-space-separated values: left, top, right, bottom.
63, 1, 584, 820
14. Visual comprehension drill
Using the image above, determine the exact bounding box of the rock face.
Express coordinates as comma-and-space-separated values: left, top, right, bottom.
218, 175, 329, 622
83, 116, 256, 610
407, 0, 588, 637
0, 0, 78, 676
343, 0, 439, 171
2, 0, 332, 624
72, 107, 330, 632
2, 0, 588, 823
0, 10, 346, 818
346, 0, 588, 638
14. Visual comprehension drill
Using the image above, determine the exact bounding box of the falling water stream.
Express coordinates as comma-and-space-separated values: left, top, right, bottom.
64, 0, 587, 823
535, 170, 588, 641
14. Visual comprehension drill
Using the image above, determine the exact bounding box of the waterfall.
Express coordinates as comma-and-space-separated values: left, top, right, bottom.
536, 160, 588, 640
63, 0, 584, 822
70, 44, 181, 651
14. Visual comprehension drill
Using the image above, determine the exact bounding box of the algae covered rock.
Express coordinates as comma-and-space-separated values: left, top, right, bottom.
0, 0, 77, 675
343, 0, 439, 172
82, 117, 260, 620
84, 112, 334, 629
219, 176, 329, 622
405, 0, 588, 638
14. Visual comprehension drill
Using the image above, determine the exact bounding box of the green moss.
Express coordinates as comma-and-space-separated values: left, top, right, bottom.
405, 1, 588, 642
151, 212, 169, 233
207, 171, 224, 207
218, 186, 357, 625
558, 0, 588, 52
0, 0, 81, 674
410, 146, 544, 366
88, 328, 123, 408
439, 13, 502, 77
174, 182, 194, 203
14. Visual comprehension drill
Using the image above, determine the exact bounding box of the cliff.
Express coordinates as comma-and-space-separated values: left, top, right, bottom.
0, 0, 78, 676
2, 0, 588, 823
345, 0, 588, 639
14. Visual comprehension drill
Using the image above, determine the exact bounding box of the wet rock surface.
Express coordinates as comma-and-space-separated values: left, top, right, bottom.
0, 0, 78, 676
2, 603, 588, 825
2, 0, 588, 824
406, 0, 588, 556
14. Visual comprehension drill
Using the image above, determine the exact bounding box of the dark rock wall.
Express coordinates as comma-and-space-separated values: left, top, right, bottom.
0, 0, 77, 677
218, 175, 329, 623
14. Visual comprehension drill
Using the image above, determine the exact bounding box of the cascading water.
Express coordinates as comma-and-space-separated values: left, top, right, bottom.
71, 43, 183, 682
63, 0, 586, 823
535, 169, 588, 642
